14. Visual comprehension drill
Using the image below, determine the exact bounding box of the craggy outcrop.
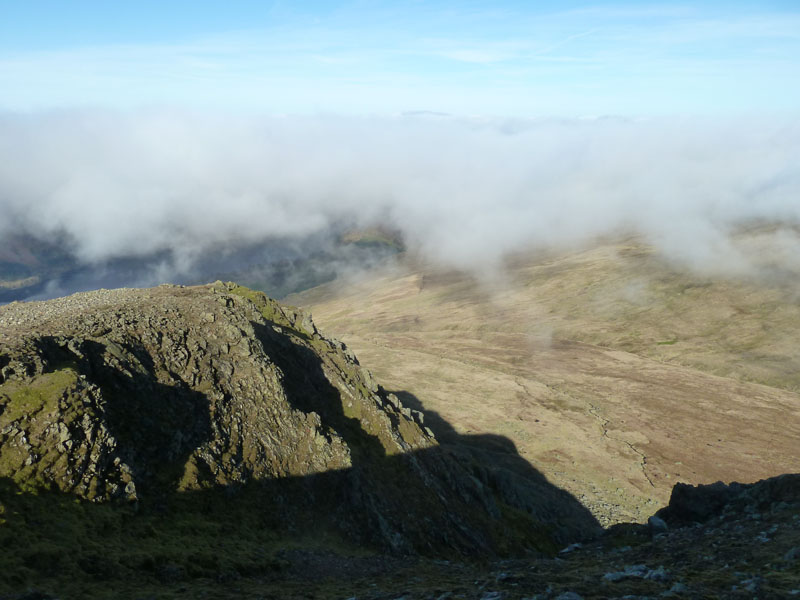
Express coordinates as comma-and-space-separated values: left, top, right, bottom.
655, 473, 800, 526
0, 282, 597, 564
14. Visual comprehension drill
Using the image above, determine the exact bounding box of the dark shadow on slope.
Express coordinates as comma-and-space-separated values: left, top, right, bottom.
388, 389, 600, 545
1, 322, 607, 595
248, 317, 599, 548
3, 471, 800, 598
32, 336, 212, 499
250, 321, 388, 461
18, 325, 600, 554
390, 389, 456, 441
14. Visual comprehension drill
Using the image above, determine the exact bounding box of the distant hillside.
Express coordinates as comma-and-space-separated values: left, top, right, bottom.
0, 234, 77, 301
339, 226, 405, 251
290, 235, 800, 526
0, 227, 402, 303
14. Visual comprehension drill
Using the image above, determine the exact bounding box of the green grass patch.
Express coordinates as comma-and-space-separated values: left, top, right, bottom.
222, 282, 316, 339
0, 366, 78, 423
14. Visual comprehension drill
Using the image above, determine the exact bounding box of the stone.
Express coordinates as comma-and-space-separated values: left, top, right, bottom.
666, 582, 688, 595
648, 515, 668, 535
603, 564, 669, 583
645, 565, 671, 582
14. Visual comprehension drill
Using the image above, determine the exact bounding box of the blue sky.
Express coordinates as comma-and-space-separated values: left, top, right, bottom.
1, 1, 799, 115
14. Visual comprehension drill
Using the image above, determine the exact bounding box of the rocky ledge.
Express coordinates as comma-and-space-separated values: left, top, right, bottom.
321, 474, 800, 599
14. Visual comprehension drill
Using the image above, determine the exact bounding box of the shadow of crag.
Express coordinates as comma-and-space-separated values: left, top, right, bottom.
390, 390, 599, 547
0, 282, 600, 593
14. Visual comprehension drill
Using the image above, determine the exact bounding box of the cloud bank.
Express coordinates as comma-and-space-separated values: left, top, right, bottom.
1, 110, 799, 285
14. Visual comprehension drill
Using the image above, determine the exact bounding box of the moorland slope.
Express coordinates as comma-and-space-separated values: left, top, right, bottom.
290, 236, 800, 525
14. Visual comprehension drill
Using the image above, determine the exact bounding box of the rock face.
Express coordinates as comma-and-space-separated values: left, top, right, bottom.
656, 474, 800, 527
0, 282, 598, 560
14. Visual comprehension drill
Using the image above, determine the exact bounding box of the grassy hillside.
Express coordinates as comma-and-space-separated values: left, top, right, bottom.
290, 235, 800, 525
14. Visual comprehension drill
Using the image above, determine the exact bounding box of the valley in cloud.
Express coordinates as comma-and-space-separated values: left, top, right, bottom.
1, 110, 799, 301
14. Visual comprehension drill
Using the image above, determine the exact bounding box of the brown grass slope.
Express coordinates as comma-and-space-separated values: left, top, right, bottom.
289, 236, 800, 525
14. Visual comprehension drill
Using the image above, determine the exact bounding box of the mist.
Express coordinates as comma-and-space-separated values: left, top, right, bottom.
1, 110, 799, 296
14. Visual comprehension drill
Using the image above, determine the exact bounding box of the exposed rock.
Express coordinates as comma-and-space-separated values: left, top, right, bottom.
655, 481, 741, 525
656, 474, 800, 526
664, 581, 688, 595
559, 542, 582, 554
647, 515, 668, 536
0, 282, 595, 561
601, 563, 670, 583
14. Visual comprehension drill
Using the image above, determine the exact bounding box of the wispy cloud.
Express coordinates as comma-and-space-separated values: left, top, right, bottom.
1, 111, 799, 281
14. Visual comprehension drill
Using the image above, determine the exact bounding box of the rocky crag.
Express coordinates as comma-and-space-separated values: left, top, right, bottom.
0, 282, 599, 597
309, 475, 798, 599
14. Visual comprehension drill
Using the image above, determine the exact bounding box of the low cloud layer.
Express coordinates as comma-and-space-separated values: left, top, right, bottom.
1, 111, 799, 284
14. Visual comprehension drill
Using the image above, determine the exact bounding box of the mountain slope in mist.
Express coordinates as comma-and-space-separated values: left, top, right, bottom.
0, 229, 401, 303
2, 112, 799, 298
290, 233, 800, 525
